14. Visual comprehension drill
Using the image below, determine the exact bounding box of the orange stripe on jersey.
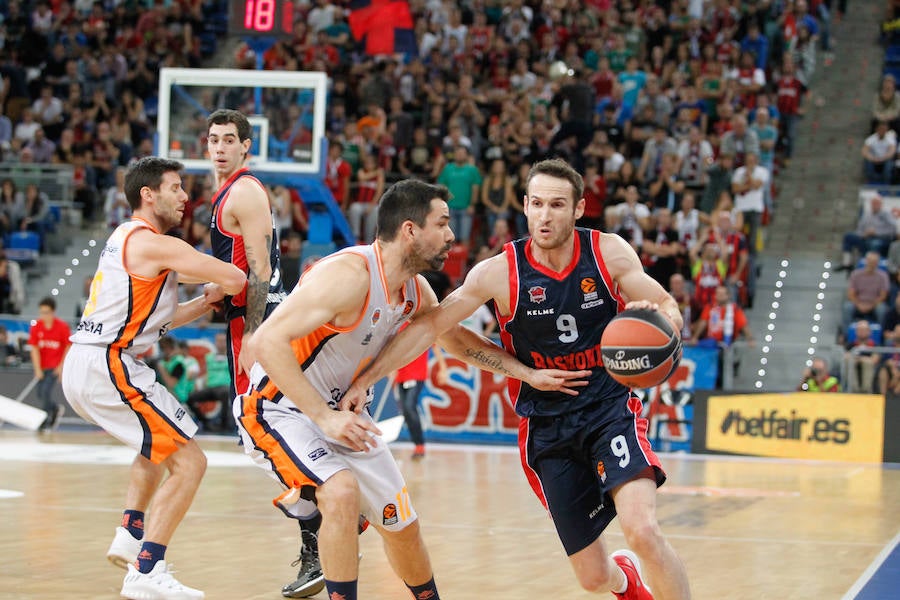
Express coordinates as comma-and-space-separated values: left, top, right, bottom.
113, 273, 170, 349
291, 324, 340, 370
237, 391, 318, 490
372, 242, 393, 303
107, 348, 189, 464
115, 221, 172, 349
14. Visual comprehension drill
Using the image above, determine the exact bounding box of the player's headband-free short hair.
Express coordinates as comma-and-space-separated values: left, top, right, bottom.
206, 109, 252, 143
376, 179, 450, 241
525, 158, 585, 204
124, 157, 184, 211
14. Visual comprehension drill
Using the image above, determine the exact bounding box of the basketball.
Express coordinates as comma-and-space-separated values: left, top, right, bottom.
600, 308, 682, 389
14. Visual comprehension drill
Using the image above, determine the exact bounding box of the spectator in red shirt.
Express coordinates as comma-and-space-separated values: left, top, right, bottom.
690, 285, 754, 347
392, 328, 447, 460
28, 296, 71, 430
578, 160, 606, 230
324, 140, 351, 208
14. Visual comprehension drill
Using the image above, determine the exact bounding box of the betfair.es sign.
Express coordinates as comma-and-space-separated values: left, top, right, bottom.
704, 393, 885, 463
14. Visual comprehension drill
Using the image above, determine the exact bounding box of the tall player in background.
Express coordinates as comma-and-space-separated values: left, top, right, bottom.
205, 109, 322, 598
62, 157, 246, 599
346, 159, 691, 600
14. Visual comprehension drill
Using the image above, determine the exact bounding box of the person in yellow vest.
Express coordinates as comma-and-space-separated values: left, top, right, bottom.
798, 356, 841, 392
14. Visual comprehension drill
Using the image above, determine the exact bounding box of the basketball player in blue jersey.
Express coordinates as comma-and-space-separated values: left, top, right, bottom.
206, 109, 325, 598
206, 109, 287, 396
346, 159, 692, 599
236, 178, 586, 600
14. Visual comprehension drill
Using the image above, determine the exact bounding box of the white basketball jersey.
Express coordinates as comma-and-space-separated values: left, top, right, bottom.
250, 242, 421, 410
71, 218, 178, 355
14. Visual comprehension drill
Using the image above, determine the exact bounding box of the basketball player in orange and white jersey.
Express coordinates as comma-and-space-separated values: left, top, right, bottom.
346, 159, 692, 600
235, 179, 586, 600
62, 157, 245, 600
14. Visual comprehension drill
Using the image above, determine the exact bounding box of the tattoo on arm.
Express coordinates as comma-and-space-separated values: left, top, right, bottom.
463, 348, 515, 377
244, 234, 271, 334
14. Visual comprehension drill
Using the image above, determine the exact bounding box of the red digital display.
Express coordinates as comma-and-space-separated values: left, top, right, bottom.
228, 0, 293, 37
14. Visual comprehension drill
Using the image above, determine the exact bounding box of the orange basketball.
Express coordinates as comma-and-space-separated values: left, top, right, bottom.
600, 308, 682, 389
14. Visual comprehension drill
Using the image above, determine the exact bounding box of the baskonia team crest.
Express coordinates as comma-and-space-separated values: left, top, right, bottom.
528, 286, 546, 304
371, 309, 381, 325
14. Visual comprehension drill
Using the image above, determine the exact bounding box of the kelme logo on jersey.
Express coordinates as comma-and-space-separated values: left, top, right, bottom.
528, 286, 546, 303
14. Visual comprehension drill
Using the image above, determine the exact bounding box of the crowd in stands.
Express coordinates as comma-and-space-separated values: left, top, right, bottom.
2, 0, 842, 390
831, 6, 900, 394
226, 0, 834, 362
0, 0, 232, 313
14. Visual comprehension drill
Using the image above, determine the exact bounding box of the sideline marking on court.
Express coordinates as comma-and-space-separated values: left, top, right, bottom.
0, 441, 254, 467
842, 529, 900, 599
0, 489, 24, 499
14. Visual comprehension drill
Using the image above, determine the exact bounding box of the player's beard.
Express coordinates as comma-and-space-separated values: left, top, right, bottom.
157, 201, 183, 232
408, 240, 452, 272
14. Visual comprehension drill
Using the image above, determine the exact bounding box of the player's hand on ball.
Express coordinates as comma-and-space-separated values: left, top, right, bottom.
528, 369, 592, 396
625, 300, 658, 311
624, 301, 679, 336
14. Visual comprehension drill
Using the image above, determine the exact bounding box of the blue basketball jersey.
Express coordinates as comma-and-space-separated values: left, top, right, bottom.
498, 228, 630, 417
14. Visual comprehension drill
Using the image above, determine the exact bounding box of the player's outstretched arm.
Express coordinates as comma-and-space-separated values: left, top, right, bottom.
126, 229, 245, 329
130, 230, 246, 295
246, 255, 382, 451
343, 256, 590, 412
436, 323, 590, 395
342, 273, 460, 410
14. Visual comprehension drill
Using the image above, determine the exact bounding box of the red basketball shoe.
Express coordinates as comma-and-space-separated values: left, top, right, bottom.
611, 549, 653, 599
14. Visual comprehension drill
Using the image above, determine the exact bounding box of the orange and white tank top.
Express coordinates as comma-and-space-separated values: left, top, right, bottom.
71, 218, 178, 355
249, 242, 421, 411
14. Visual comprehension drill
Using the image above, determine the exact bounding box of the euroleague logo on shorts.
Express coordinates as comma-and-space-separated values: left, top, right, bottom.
382, 503, 399, 526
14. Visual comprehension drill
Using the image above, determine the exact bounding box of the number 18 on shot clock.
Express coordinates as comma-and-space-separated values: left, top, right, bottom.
228, 0, 294, 37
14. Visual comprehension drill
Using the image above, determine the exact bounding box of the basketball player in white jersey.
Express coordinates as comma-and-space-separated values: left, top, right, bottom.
62, 157, 245, 600
235, 179, 586, 600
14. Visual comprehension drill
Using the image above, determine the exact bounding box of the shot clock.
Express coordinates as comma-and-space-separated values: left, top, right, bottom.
228, 0, 294, 37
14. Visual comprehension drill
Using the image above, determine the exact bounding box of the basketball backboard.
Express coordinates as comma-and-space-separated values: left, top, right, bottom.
157, 68, 327, 176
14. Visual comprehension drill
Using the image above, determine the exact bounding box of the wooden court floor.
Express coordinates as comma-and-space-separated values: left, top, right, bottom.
0, 429, 898, 599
